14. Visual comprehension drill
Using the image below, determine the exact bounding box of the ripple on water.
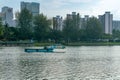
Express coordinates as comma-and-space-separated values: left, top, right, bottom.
0, 46, 120, 80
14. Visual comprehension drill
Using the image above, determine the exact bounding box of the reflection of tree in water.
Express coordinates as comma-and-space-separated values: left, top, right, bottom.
0, 58, 18, 80
18, 58, 48, 80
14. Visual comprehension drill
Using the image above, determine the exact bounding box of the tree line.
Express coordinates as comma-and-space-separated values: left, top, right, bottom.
0, 8, 120, 43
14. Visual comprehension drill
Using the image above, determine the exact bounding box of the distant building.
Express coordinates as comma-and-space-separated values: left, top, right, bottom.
99, 12, 113, 34
0, 13, 2, 17
72, 12, 76, 16
113, 21, 120, 31
66, 14, 72, 19
0, 12, 3, 19
79, 15, 89, 29
66, 12, 81, 29
66, 12, 77, 19
1, 6, 14, 27
84, 15, 89, 21
53, 15, 63, 31
21, 1, 40, 16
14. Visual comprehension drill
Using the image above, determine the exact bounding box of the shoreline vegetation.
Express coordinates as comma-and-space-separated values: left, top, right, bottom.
1, 41, 120, 46
1, 10, 120, 46
64, 42, 120, 46
34, 42, 120, 46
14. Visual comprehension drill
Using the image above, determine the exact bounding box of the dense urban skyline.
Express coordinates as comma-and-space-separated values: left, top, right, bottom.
1, 0, 120, 20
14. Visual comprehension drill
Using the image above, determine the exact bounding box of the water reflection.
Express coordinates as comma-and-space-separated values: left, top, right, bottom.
1, 46, 120, 79
0, 48, 19, 80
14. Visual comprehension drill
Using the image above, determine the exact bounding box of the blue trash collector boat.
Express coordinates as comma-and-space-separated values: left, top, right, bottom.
25, 44, 66, 53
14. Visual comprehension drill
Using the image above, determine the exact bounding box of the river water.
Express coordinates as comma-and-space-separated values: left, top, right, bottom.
1, 46, 120, 80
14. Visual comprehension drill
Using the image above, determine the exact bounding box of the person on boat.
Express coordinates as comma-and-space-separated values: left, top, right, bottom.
44, 46, 47, 49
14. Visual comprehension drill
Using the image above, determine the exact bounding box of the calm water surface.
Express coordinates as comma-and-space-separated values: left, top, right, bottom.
0, 46, 120, 80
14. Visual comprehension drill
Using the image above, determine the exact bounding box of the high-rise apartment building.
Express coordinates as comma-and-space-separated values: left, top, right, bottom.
53, 15, 63, 31
79, 15, 90, 29
21, 1, 40, 16
84, 15, 89, 21
99, 12, 113, 34
66, 12, 81, 29
1, 6, 14, 27
0, 13, 3, 19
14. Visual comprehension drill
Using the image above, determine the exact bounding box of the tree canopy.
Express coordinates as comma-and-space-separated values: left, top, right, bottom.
85, 17, 103, 40
33, 14, 51, 42
0, 12, 119, 42
0, 17, 4, 39
18, 8, 33, 40
63, 13, 80, 42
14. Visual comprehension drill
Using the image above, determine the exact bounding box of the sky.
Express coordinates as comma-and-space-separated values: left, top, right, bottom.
0, 0, 120, 20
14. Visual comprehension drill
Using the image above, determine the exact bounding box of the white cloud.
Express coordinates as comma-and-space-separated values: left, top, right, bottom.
42, 0, 95, 9
38, 0, 120, 20
1, 0, 120, 20
66, 0, 94, 3
89, 0, 120, 20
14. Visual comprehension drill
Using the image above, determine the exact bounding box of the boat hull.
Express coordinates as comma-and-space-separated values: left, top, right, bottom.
25, 44, 66, 53
25, 48, 53, 53
53, 49, 66, 53
25, 48, 66, 53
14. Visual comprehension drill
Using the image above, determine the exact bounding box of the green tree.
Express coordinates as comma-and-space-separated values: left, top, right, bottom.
33, 14, 51, 42
3, 24, 20, 41
63, 13, 80, 42
79, 29, 87, 41
85, 17, 103, 40
7, 27, 19, 41
50, 30, 63, 43
3, 24, 11, 40
0, 17, 4, 39
18, 8, 33, 40
63, 18, 73, 42
112, 29, 120, 39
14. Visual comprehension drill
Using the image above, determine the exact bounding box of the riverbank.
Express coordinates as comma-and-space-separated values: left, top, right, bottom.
0, 41, 33, 46
34, 42, 120, 46
34, 42, 55, 46
1, 41, 120, 46
64, 42, 120, 46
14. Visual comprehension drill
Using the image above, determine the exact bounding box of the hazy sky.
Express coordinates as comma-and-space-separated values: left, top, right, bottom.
0, 0, 120, 20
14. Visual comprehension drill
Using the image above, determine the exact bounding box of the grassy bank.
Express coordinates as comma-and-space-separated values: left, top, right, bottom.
33, 42, 120, 46
64, 42, 120, 46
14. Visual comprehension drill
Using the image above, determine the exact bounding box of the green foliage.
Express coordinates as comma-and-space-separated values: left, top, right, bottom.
112, 29, 120, 39
18, 8, 33, 40
3, 26, 19, 41
0, 12, 118, 43
0, 17, 4, 39
3, 24, 10, 40
63, 14, 80, 42
79, 29, 87, 41
33, 14, 51, 42
49, 30, 63, 43
63, 18, 73, 42
8, 27, 19, 41
85, 17, 103, 40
